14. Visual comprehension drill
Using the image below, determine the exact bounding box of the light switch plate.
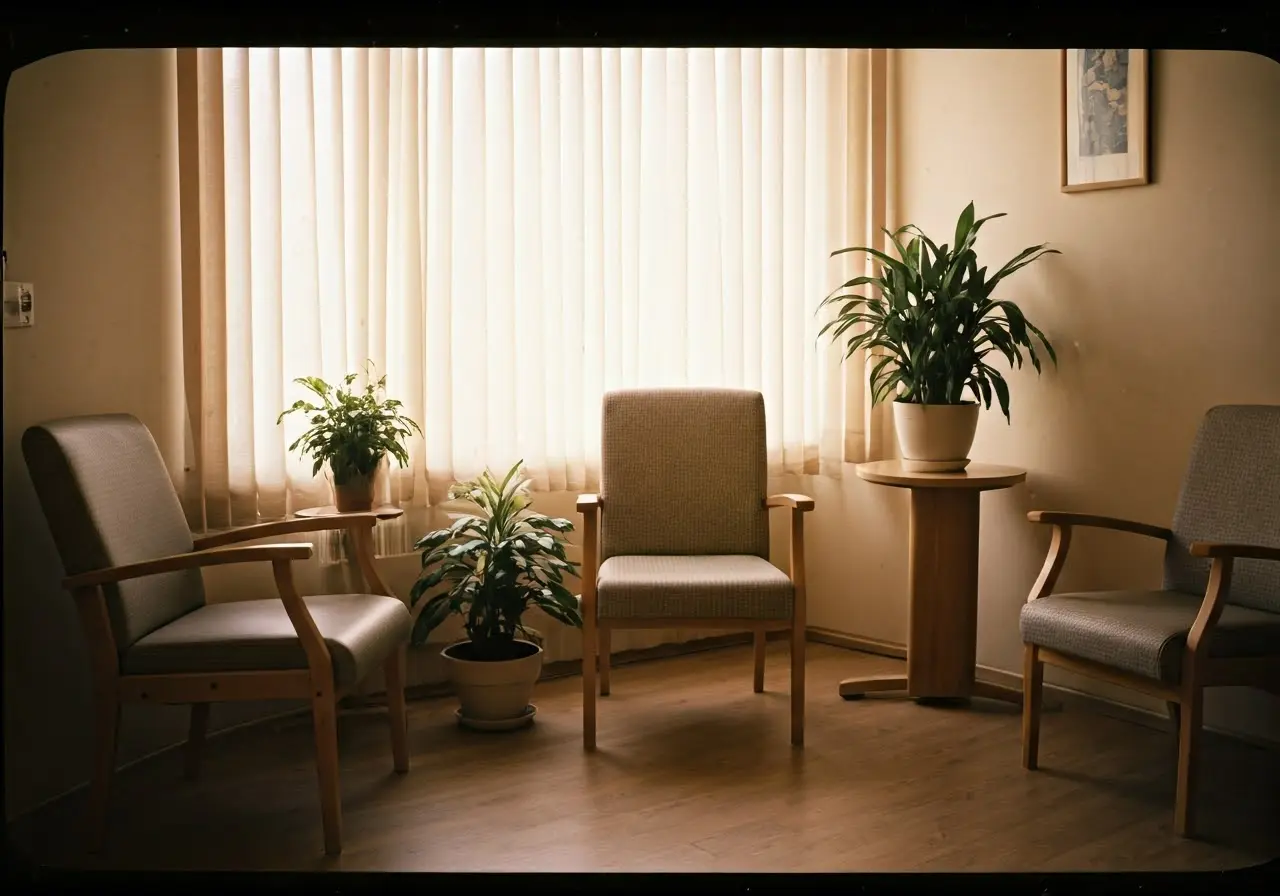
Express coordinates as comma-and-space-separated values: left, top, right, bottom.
3, 281, 34, 328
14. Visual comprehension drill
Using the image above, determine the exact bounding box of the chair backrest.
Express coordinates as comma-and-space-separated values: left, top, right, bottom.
1163, 405, 1280, 613
22, 414, 205, 653
599, 387, 770, 560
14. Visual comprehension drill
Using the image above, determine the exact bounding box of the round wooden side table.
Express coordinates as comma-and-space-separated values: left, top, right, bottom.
293, 505, 407, 564
294, 505, 406, 523
846, 459, 1027, 706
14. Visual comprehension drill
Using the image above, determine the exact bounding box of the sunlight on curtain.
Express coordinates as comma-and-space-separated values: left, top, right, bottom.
179, 47, 887, 529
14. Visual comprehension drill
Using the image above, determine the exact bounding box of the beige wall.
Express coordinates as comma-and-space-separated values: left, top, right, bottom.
4, 47, 1278, 821
1, 50, 299, 821
4, 49, 177, 820
879, 48, 1280, 735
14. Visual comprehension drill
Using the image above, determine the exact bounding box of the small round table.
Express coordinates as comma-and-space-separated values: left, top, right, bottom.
294, 505, 406, 523
294, 506, 407, 564
845, 460, 1027, 706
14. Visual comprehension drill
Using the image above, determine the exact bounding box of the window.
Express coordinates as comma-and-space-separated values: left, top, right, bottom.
178, 48, 888, 528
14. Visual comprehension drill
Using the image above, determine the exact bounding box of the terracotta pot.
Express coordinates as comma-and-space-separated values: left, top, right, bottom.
442, 639, 543, 724
331, 459, 384, 512
333, 474, 376, 512
892, 401, 980, 473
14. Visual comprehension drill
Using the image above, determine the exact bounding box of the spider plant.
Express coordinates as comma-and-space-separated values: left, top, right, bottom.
817, 202, 1059, 421
409, 460, 583, 662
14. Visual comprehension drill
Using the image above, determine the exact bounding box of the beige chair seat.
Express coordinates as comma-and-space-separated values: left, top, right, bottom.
597, 554, 793, 620
124, 593, 411, 687
1020, 589, 1280, 685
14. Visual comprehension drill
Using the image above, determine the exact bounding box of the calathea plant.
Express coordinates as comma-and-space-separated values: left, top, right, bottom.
817, 202, 1058, 420
409, 461, 583, 662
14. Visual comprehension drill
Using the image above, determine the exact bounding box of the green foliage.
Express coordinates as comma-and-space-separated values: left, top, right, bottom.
817, 202, 1059, 421
409, 460, 582, 661
276, 362, 422, 485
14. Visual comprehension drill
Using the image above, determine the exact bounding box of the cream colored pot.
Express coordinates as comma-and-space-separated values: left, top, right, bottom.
442, 639, 543, 727
892, 401, 980, 473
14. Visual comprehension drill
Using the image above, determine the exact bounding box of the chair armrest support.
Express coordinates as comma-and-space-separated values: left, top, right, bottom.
1189, 542, 1280, 562
63, 544, 315, 590
270, 559, 334, 690
1187, 556, 1235, 660
764, 496, 813, 594
577, 495, 600, 624
1025, 511, 1171, 603
1027, 511, 1172, 542
192, 513, 379, 550
766, 493, 815, 512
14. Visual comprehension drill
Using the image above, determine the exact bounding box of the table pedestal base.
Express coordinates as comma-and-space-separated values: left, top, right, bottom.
846, 460, 1039, 714
838, 673, 1058, 709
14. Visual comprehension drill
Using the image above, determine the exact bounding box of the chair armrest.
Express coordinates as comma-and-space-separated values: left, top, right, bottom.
766, 493, 815, 512
1190, 542, 1280, 561
577, 493, 601, 513
192, 513, 379, 550
63, 544, 315, 590
1027, 511, 1172, 541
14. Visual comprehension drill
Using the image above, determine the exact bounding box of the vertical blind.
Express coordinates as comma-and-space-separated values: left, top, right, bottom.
178, 47, 891, 529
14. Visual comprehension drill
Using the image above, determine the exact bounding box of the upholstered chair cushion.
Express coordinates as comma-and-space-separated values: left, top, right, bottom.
123, 593, 411, 687
1163, 404, 1280, 613
23, 415, 205, 652
599, 388, 770, 560
596, 554, 793, 621
1020, 590, 1280, 684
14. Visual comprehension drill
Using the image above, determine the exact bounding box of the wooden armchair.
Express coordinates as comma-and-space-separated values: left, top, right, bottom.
22, 414, 412, 856
1020, 404, 1280, 837
577, 388, 813, 751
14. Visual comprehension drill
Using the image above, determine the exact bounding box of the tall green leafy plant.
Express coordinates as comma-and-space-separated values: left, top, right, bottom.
817, 202, 1059, 420
277, 363, 422, 485
409, 461, 583, 661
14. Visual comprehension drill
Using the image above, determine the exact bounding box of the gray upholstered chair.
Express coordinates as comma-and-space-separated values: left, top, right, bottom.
576, 388, 814, 751
1020, 404, 1280, 837
22, 414, 412, 856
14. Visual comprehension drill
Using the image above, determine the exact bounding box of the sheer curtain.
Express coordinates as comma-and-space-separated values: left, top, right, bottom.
177, 47, 891, 531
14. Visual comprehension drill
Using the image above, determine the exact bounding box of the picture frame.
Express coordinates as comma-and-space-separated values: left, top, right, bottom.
1060, 49, 1150, 193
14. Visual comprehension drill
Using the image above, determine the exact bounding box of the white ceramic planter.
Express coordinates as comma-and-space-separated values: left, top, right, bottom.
892, 401, 980, 472
442, 639, 543, 728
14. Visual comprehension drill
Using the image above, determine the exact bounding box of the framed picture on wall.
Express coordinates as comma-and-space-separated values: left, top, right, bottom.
1061, 49, 1150, 192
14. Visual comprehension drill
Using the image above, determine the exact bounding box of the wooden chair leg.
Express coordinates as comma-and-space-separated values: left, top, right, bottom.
1022, 644, 1044, 771
583, 615, 598, 751
1174, 684, 1203, 838
311, 689, 343, 855
86, 694, 121, 853
599, 627, 612, 697
790, 624, 805, 747
184, 703, 211, 781
753, 631, 767, 693
384, 647, 409, 774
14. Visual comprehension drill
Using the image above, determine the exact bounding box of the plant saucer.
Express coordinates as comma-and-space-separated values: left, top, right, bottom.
900, 458, 972, 473
455, 704, 537, 731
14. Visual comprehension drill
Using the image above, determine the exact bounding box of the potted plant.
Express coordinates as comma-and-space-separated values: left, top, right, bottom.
409, 460, 582, 730
277, 364, 423, 511
818, 202, 1059, 472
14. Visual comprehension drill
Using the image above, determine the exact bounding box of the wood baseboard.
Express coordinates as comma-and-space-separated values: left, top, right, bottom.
807, 626, 906, 659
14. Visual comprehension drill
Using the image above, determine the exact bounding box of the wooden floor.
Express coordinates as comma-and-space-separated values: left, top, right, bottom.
8, 643, 1280, 873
